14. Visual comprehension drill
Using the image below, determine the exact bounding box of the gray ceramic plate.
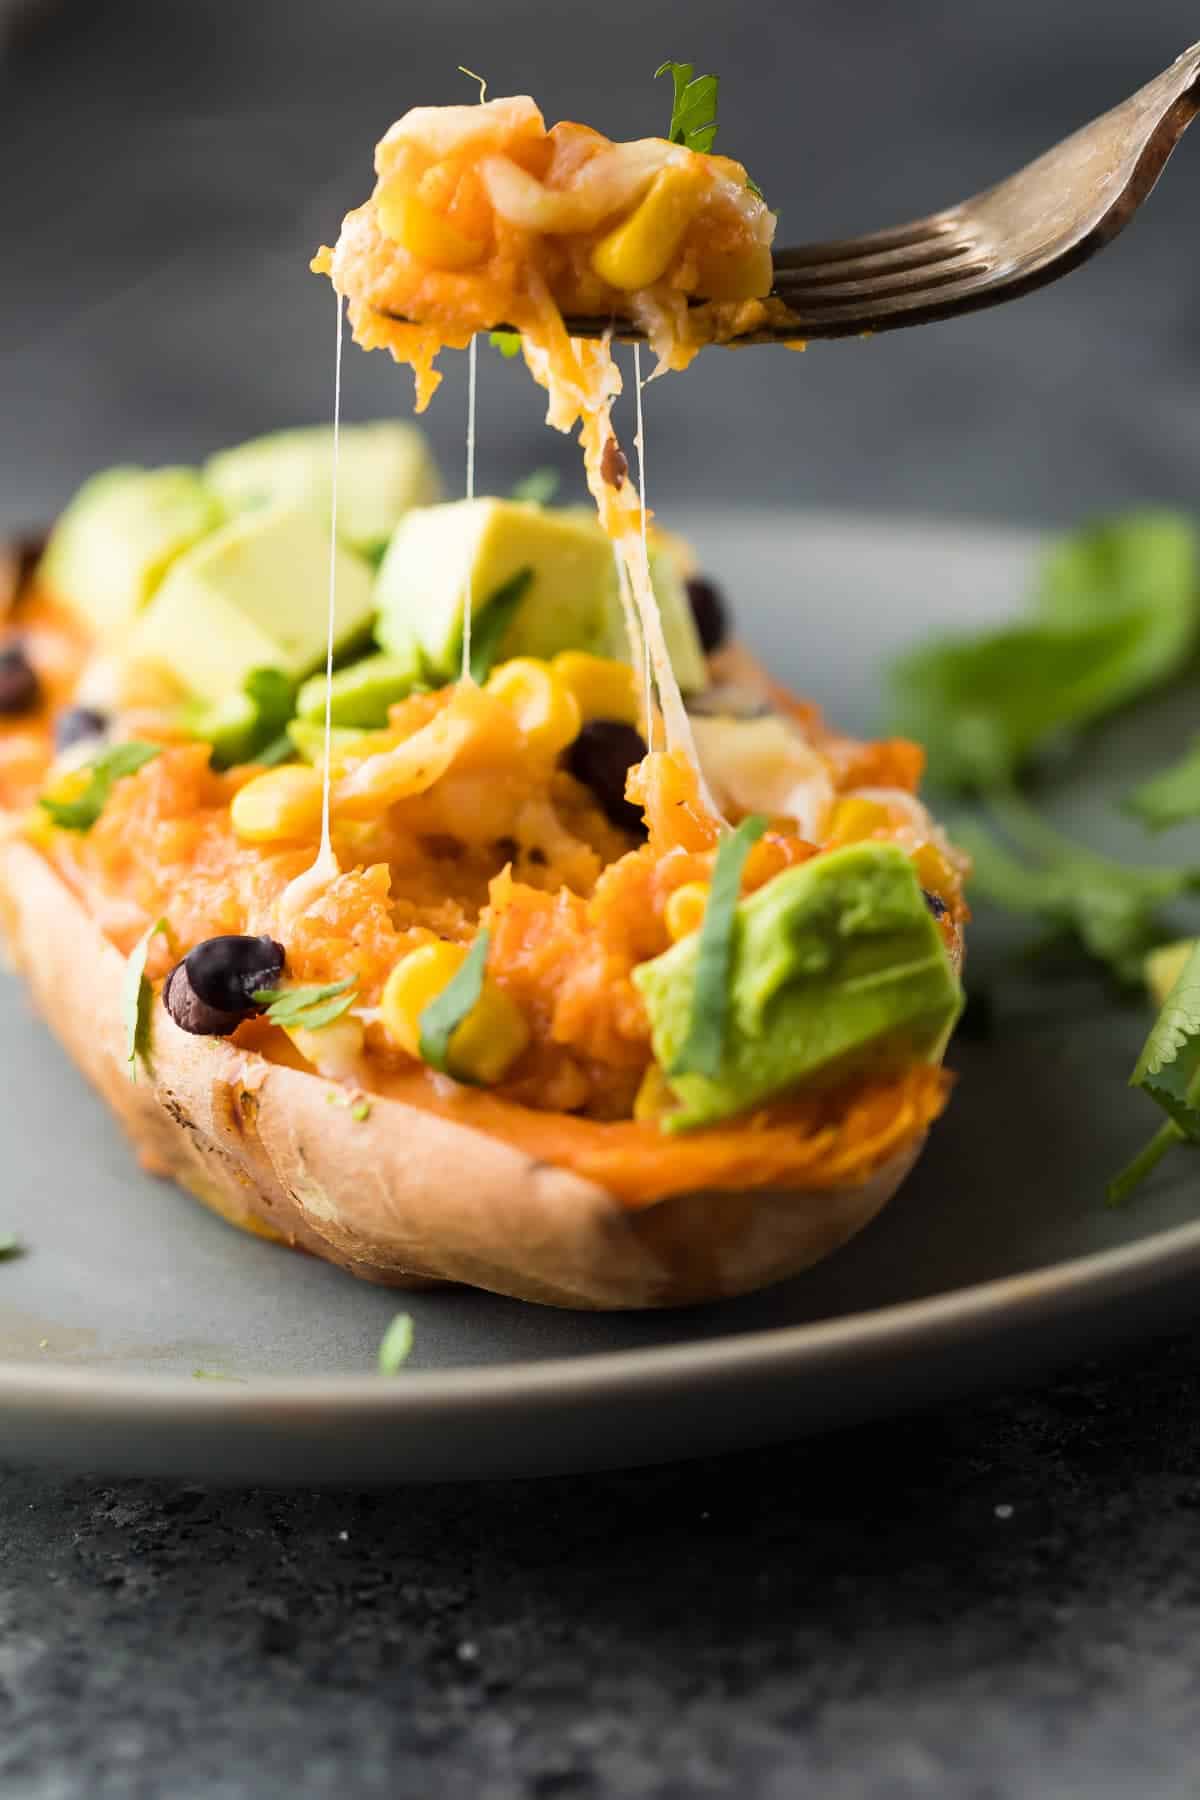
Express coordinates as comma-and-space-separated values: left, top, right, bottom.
4, 510, 1200, 1485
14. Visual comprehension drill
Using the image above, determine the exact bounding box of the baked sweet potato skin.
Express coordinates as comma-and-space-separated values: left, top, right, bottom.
0, 836, 928, 1309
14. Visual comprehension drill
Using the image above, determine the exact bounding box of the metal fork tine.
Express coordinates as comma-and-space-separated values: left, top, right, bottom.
772, 214, 960, 270
775, 248, 990, 308
775, 236, 979, 292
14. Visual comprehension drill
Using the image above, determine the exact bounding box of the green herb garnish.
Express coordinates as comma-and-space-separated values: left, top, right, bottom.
489, 330, 521, 358
0, 1235, 23, 1260
669, 815, 767, 1079
657, 60, 720, 154
418, 930, 491, 1076
192, 1368, 248, 1383
378, 1312, 415, 1374
1125, 737, 1200, 832
351, 1099, 371, 1123
124, 917, 169, 1082
955, 792, 1200, 985
1109, 940, 1200, 1202
466, 568, 533, 685
511, 468, 560, 507
252, 979, 357, 1031
40, 740, 161, 832
890, 513, 1200, 792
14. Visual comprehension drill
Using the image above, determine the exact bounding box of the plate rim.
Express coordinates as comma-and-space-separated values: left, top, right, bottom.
5, 1209, 1200, 1419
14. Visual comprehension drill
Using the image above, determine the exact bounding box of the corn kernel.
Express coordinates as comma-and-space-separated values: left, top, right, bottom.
591, 165, 706, 291
826, 797, 890, 848
552, 652, 639, 727
664, 881, 710, 943
286, 1017, 365, 1081
376, 185, 487, 270
912, 841, 956, 903
447, 982, 531, 1085
231, 765, 325, 844
381, 941, 530, 1083
633, 1063, 676, 1122
485, 658, 582, 756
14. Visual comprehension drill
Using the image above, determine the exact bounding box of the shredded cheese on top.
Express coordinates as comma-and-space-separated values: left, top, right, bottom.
312, 93, 776, 816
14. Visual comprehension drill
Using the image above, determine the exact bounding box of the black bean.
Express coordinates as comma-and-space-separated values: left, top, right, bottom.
0, 642, 40, 715
923, 889, 949, 920
162, 963, 247, 1038
163, 934, 286, 1037
54, 705, 109, 753
686, 575, 730, 654
565, 720, 648, 838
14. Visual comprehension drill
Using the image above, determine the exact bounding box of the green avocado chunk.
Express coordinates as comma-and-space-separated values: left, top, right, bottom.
375, 498, 617, 679
205, 422, 441, 559
130, 505, 374, 704
287, 719, 386, 764
40, 466, 223, 638
295, 648, 425, 730
633, 841, 962, 1131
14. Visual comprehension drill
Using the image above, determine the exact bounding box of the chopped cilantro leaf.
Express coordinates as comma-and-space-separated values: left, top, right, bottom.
378, 1312, 415, 1374
510, 468, 560, 506
1109, 939, 1200, 1201
192, 1368, 248, 1383
670, 815, 767, 1079
0, 1235, 22, 1260
40, 741, 161, 832
252, 979, 357, 1031
889, 513, 1200, 792
955, 793, 1200, 985
418, 930, 491, 1077
124, 917, 169, 1082
656, 61, 720, 153
465, 568, 533, 685
489, 330, 521, 358
1125, 737, 1200, 832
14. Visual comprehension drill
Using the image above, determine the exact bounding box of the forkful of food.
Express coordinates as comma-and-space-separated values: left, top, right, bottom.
317, 40, 1200, 376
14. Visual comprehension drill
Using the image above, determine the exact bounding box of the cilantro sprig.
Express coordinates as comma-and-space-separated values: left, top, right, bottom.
40, 741, 161, 832
955, 792, 1200, 986
124, 917, 169, 1082
511, 468, 560, 507
1109, 941, 1200, 1203
657, 61, 720, 154
1125, 737, 1200, 832
669, 815, 767, 1079
418, 931, 491, 1077
890, 513, 1200, 793
252, 979, 357, 1031
655, 60, 763, 197
378, 1312, 415, 1374
465, 568, 533, 685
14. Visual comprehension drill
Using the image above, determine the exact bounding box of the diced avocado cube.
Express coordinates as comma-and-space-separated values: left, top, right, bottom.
287, 719, 387, 764
130, 505, 374, 704
39, 466, 223, 639
296, 648, 424, 730
375, 498, 617, 679
634, 842, 963, 1131
205, 422, 441, 559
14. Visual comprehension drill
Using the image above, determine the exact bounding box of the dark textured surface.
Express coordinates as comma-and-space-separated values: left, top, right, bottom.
5, 1332, 1200, 1798
6, 2, 1200, 1792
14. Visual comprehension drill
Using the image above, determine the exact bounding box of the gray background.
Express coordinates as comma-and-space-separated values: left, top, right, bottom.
1, 0, 1198, 532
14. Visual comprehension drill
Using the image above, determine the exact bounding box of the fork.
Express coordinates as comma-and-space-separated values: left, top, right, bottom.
403, 39, 1199, 345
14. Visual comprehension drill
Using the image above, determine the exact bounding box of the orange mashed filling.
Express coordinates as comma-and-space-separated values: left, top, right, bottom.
1, 592, 962, 1208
